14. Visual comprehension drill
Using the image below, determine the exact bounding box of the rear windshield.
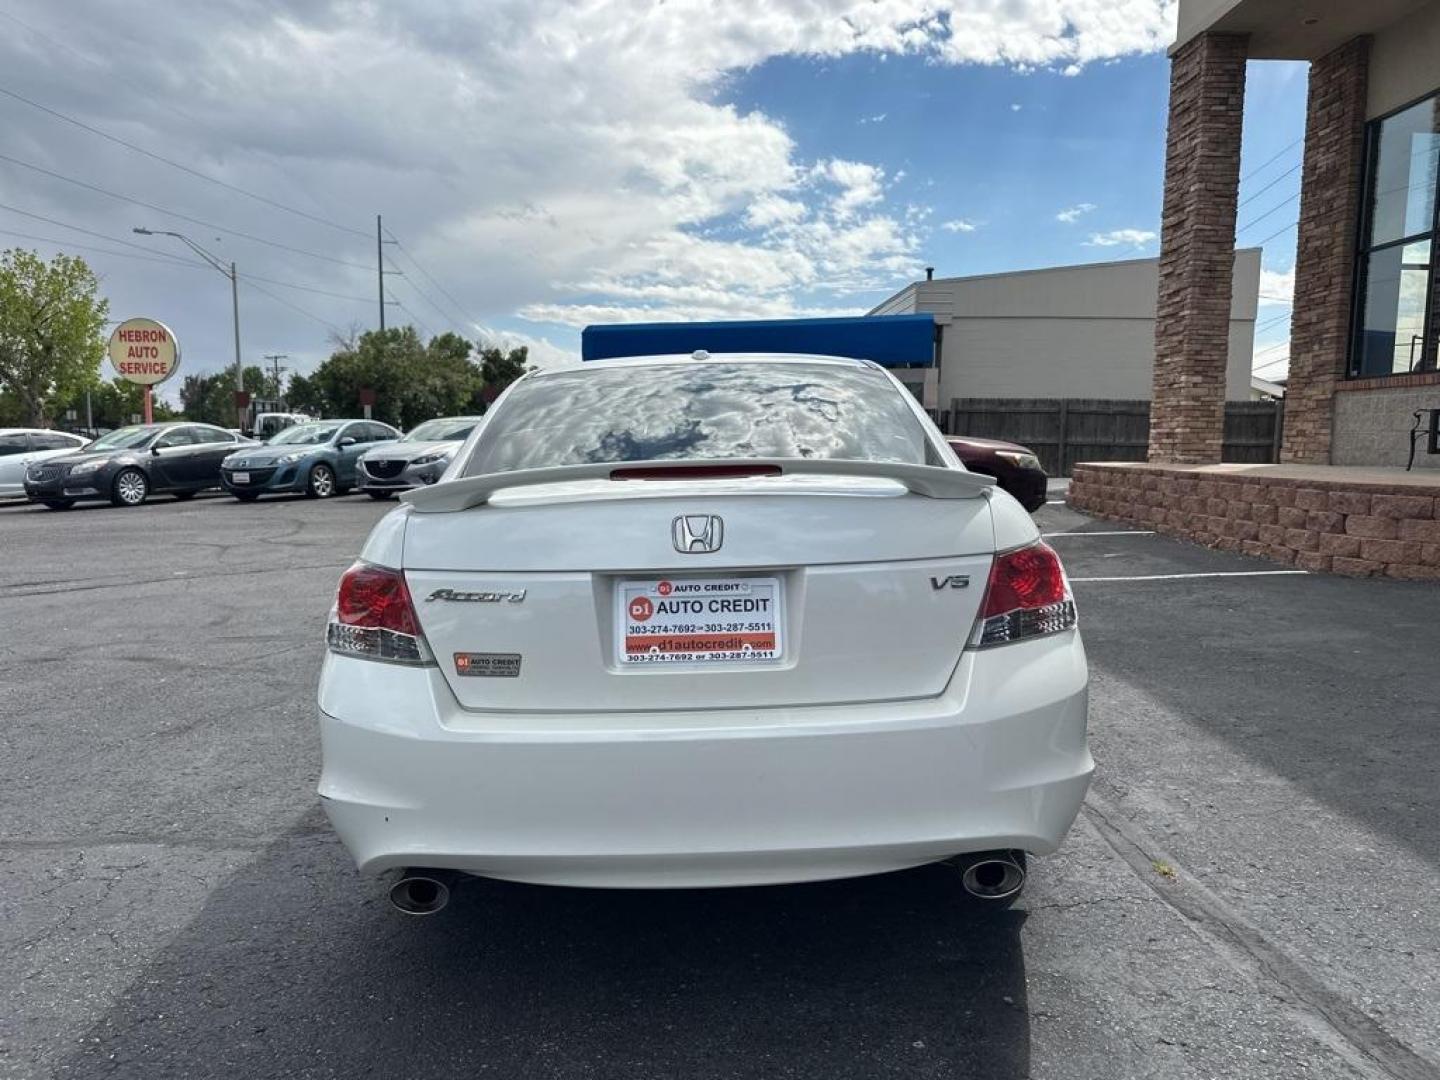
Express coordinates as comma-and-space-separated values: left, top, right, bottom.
462, 361, 937, 475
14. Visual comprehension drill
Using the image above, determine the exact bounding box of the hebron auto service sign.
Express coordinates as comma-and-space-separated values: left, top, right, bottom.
108, 318, 180, 385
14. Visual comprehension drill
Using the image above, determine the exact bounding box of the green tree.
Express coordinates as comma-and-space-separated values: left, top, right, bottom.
178, 366, 267, 426
0, 249, 109, 426
49, 377, 179, 430
478, 345, 531, 393
295, 326, 487, 428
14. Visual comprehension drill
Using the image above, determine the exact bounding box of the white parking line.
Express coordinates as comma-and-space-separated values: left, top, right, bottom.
1071, 570, 1309, 583
1043, 530, 1156, 537
1044, 499, 1067, 505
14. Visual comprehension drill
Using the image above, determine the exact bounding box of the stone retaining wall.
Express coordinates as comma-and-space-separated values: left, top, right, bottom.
1068, 464, 1440, 580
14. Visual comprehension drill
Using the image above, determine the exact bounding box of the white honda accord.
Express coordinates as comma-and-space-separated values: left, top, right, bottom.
318, 353, 1092, 914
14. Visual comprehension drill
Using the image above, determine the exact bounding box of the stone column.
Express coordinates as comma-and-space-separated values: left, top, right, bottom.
1149, 32, 1249, 464
1281, 37, 1371, 464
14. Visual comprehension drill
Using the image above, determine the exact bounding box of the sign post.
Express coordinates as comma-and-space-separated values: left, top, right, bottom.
107, 318, 180, 423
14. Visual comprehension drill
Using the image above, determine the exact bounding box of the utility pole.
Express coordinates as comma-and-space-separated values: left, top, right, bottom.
376, 214, 401, 332
263, 353, 289, 399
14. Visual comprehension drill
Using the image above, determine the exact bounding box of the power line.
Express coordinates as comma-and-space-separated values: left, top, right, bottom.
1239, 137, 1304, 186
240, 273, 377, 305
1255, 311, 1292, 333
0, 7, 340, 223
1237, 191, 1301, 234
1252, 220, 1300, 248
0, 150, 375, 270
385, 230, 480, 331
0, 226, 210, 268
241, 279, 344, 335
0, 200, 199, 264
0, 83, 370, 239
392, 298, 434, 339
1, 200, 379, 306
1237, 161, 1302, 210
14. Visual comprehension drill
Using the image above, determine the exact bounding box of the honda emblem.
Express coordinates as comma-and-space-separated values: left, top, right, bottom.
672, 514, 723, 554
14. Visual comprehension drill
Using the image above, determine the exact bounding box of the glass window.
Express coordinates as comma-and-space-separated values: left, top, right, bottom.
0, 433, 30, 456
190, 426, 233, 444
363, 423, 398, 442
156, 427, 198, 447
89, 426, 161, 451
32, 433, 83, 451
403, 418, 479, 442
1353, 94, 1440, 377
268, 422, 343, 446
463, 361, 937, 476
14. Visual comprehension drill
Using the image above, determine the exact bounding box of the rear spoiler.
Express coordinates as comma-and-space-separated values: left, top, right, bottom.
401, 458, 995, 513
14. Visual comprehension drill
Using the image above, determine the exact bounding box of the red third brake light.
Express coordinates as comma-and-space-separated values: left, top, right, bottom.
971, 541, 1077, 648
328, 562, 431, 664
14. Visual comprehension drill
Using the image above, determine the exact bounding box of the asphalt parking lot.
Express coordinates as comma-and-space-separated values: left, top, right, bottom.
2, 488, 1438, 1080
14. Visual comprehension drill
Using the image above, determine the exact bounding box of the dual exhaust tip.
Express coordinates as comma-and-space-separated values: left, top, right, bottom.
388, 852, 1027, 914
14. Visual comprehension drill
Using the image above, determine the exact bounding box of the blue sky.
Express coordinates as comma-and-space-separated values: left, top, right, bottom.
710, 50, 1308, 377
0, 2, 1309, 390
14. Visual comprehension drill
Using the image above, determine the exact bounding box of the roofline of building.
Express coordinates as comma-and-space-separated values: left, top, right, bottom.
868, 247, 1263, 314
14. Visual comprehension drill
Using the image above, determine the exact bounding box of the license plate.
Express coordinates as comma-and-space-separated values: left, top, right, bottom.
618, 576, 782, 665
231, 472, 250, 484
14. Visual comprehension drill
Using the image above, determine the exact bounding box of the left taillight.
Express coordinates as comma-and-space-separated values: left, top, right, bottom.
968, 540, 1077, 648
326, 561, 433, 665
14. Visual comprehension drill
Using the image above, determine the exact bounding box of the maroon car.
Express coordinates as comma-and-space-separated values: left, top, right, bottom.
947, 436, 1048, 512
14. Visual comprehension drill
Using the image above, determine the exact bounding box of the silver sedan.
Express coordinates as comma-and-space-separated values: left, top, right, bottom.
0, 429, 90, 500
355, 416, 483, 499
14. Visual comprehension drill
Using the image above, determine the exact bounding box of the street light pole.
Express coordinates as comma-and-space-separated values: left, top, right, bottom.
133, 228, 244, 427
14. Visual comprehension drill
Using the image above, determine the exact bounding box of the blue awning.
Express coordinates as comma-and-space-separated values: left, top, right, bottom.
581, 314, 937, 367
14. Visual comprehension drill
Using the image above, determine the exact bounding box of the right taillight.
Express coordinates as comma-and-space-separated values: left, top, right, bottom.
969, 540, 1077, 648
326, 561, 433, 665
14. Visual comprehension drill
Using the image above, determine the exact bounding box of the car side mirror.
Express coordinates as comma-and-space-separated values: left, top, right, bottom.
151, 444, 163, 455
338, 436, 357, 447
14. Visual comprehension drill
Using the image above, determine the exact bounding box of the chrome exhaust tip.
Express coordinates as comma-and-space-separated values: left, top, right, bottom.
388, 870, 453, 916
958, 852, 1027, 901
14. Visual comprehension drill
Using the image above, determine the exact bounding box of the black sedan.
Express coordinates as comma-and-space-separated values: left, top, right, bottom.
947, 435, 1048, 512
24, 422, 255, 509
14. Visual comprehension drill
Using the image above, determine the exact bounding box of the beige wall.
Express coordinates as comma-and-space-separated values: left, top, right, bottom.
1333, 386, 1440, 470
872, 251, 1261, 406
1368, 1, 1440, 116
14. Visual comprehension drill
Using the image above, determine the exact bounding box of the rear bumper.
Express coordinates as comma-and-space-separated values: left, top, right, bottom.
318, 631, 1092, 888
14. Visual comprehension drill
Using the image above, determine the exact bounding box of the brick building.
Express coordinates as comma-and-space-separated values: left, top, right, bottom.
1151, 0, 1439, 468
1070, 0, 1440, 579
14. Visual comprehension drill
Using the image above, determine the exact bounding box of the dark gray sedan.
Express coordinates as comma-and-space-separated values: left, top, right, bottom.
23, 423, 255, 509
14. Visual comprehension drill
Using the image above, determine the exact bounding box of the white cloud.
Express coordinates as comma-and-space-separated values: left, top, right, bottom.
0, 1, 1182, 376
859, 113, 888, 124
941, 219, 978, 233
1056, 202, 1098, 223
1086, 228, 1158, 248
473, 325, 578, 370
1258, 267, 1295, 307
1010, 103, 1024, 112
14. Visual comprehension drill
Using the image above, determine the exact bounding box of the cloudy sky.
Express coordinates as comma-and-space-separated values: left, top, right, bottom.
0, 0, 1307, 398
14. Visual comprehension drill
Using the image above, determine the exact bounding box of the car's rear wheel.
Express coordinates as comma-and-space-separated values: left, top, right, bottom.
41, 499, 74, 510
111, 468, 149, 507
232, 491, 261, 502
367, 491, 393, 500
306, 463, 337, 499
